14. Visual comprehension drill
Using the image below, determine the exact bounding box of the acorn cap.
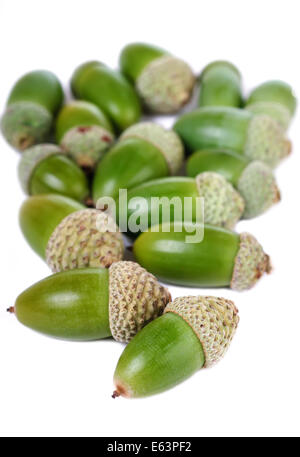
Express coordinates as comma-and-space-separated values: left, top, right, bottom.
195, 172, 245, 229
246, 101, 291, 131
1, 101, 52, 151
108, 261, 171, 343
60, 125, 114, 169
237, 161, 280, 219
136, 55, 195, 113
18, 144, 63, 194
231, 232, 272, 291
46, 209, 124, 272
120, 122, 184, 174
164, 296, 239, 368
244, 114, 291, 167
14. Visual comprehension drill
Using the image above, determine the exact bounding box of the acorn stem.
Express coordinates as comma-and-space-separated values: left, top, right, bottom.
7, 306, 15, 313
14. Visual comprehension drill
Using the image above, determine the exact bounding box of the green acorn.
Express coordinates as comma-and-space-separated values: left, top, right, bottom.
1, 70, 63, 150
19, 195, 124, 271
18, 144, 89, 202
119, 43, 195, 113
198, 60, 243, 108
71, 61, 141, 131
186, 149, 280, 218
245, 80, 297, 130
9, 261, 171, 342
55, 100, 114, 170
92, 122, 184, 203
174, 107, 291, 168
133, 222, 271, 290
117, 173, 244, 234
113, 295, 239, 398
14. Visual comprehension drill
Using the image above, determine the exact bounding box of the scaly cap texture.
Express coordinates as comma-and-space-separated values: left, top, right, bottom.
246, 102, 291, 131
237, 161, 280, 219
136, 55, 195, 113
18, 144, 62, 194
195, 172, 245, 229
46, 209, 124, 272
108, 261, 171, 343
231, 232, 272, 291
244, 114, 291, 167
164, 296, 239, 368
1, 101, 52, 151
120, 122, 184, 174
60, 125, 114, 169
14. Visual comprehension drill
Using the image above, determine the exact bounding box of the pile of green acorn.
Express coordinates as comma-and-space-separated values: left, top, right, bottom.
2, 43, 296, 398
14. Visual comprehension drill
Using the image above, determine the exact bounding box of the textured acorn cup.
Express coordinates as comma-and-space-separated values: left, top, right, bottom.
56, 100, 114, 169
11, 261, 171, 342
46, 208, 124, 272
92, 122, 184, 203
120, 43, 195, 113
198, 60, 243, 108
70, 61, 141, 131
133, 223, 271, 290
174, 107, 291, 168
120, 172, 244, 234
186, 149, 280, 218
17, 144, 89, 202
1, 70, 64, 150
113, 295, 239, 398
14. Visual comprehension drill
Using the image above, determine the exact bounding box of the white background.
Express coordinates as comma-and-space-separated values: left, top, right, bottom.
0, 0, 299, 438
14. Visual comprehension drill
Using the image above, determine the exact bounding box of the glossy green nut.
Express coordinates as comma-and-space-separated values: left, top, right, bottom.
174, 107, 291, 167
12, 261, 171, 342
120, 173, 244, 234
187, 149, 280, 218
133, 222, 271, 290
198, 60, 243, 108
120, 43, 195, 113
18, 144, 89, 202
246, 102, 291, 131
46, 209, 124, 272
71, 61, 141, 131
113, 296, 238, 398
19, 194, 85, 259
1, 70, 64, 150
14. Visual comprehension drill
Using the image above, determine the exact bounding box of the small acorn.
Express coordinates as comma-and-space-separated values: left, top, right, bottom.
55, 100, 115, 170
71, 61, 141, 131
1, 70, 64, 150
9, 261, 171, 342
174, 106, 291, 168
186, 149, 280, 218
118, 172, 244, 233
133, 222, 271, 290
92, 122, 184, 203
245, 80, 297, 130
119, 43, 195, 113
18, 144, 90, 203
19, 195, 124, 271
198, 60, 243, 108
113, 295, 239, 398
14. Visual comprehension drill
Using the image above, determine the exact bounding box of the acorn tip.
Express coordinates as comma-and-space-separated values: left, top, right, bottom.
112, 390, 120, 399
7, 306, 15, 314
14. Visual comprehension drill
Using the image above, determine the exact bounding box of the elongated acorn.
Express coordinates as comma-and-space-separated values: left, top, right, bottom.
174, 107, 291, 168
71, 61, 141, 131
113, 295, 239, 398
1, 70, 63, 150
118, 173, 244, 233
18, 144, 89, 202
187, 149, 280, 218
198, 60, 243, 108
19, 195, 124, 270
56, 100, 114, 170
92, 122, 184, 202
10, 262, 171, 342
133, 222, 271, 290
120, 43, 195, 113
245, 80, 297, 130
